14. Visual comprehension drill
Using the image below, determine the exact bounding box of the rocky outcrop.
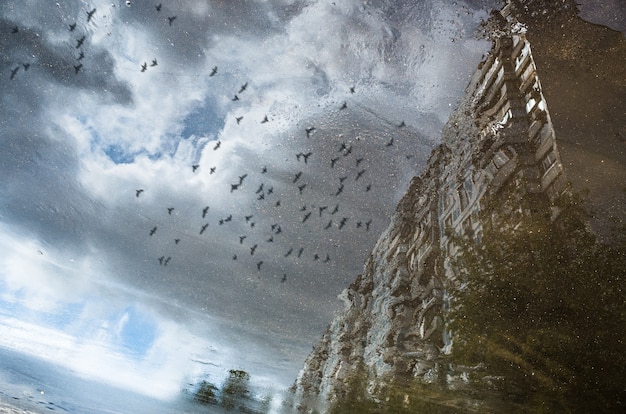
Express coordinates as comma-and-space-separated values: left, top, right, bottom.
291, 2, 571, 411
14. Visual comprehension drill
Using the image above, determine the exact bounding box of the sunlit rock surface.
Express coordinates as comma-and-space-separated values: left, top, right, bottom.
289, 0, 625, 410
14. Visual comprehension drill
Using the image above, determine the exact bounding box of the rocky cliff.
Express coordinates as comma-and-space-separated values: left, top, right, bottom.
289, 2, 578, 412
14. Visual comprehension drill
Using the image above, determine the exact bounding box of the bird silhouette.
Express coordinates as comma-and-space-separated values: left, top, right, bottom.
141, 62, 147, 72
10, 67, 19, 80
77, 51, 85, 61
339, 217, 348, 229
298, 184, 307, 194
331, 204, 339, 214
339, 101, 347, 110
355, 158, 364, 166
385, 137, 394, 147
324, 254, 331, 263
232, 95, 239, 101
214, 141, 221, 150
174, 238, 180, 244
274, 225, 282, 235
238, 82, 248, 93
293, 171, 302, 183
87, 8, 96, 22
324, 220, 332, 229
167, 16, 177, 26
250, 244, 258, 255
245, 214, 253, 222
261, 166, 267, 173
238, 174, 248, 184
192, 164, 199, 172
200, 223, 209, 234
366, 183, 372, 192
236, 116, 243, 124
225, 215, 232, 222
297, 247, 304, 258
350, 86, 355, 94
275, 200, 281, 207
151, 58, 158, 67
267, 187, 273, 195
69, 23, 77, 31
202, 206, 209, 218
11, 26, 18, 34
164, 257, 171, 266
305, 127, 315, 137
313, 253, 320, 261
167, 207, 174, 215
343, 145, 353, 156
355, 169, 366, 180
210, 167, 216, 174
397, 121, 406, 128
257, 261, 263, 270
339, 176, 348, 184
302, 152, 312, 163
331, 157, 340, 168
233, 254, 238, 260
74, 64, 83, 74
319, 206, 328, 216
338, 143, 347, 152
302, 212, 312, 223
334, 184, 344, 196
150, 226, 157, 236
76, 36, 85, 48
155, 4, 162, 12
365, 219, 372, 231
260, 115, 269, 123
267, 236, 274, 243
136, 189, 144, 197
257, 193, 265, 201
158, 256, 164, 265
285, 248, 293, 257
239, 235, 247, 244
256, 183, 264, 194
281, 274, 287, 283
230, 183, 240, 192
210, 66, 217, 76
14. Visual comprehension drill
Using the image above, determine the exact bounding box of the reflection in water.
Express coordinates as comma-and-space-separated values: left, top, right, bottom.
0, 0, 624, 413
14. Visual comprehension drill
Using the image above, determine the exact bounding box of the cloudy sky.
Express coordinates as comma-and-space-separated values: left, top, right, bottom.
0, 0, 548, 405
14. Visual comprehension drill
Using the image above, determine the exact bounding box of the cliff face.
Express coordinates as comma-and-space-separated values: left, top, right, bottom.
291, 2, 607, 411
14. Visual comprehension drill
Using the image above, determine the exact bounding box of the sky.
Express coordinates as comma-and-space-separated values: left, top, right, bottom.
7, 0, 622, 408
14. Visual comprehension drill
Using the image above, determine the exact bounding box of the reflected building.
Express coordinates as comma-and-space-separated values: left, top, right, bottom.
290, 2, 579, 411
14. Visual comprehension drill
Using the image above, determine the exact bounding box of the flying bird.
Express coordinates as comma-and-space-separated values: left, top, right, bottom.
339, 101, 347, 110
281, 274, 287, 283
293, 171, 302, 183
343, 145, 353, 156
230, 183, 240, 192
192, 164, 199, 172
284, 248, 293, 257
385, 137, 394, 147
324, 254, 331, 263
232, 95, 239, 101
155, 3, 162, 12
174, 238, 180, 244
245, 214, 253, 222
167, 207, 174, 215
11, 26, 18, 34
350, 86, 355, 94
302, 152, 312, 163
355, 158, 364, 166
238, 174, 248, 184
302, 212, 312, 223
256, 183, 264, 194
164, 257, 171, 266
305, 127, 315, 138
319, 206, 328, 216
257, 261, 263, 270
339, 217, 348, 229
141, 62, 147, 72
366, 183, 372, 192
324, 220, 332, 229
200, 223, 209, 235
238, 82, 248, 93
267, 236, 274, 243
167, 16, 177, 26
356, 169, 366, 181
151, 58, 158, 67
397, 121, 406, 128
214, 141, 221, 150
77, 51, 85, 61
210, 167, 216, 174
136, 189, 144, 197
297, 247, 304, 258
76, 36, 85, 48
87, 8, 96, 22
158, 256, 164, 265
73, 64, 83, 74
10, 67, 19, 80
232, 254, 238, 260
298, 184, 307, 195
334, 184, 344, 196
331, 204, 339, 214
202, 206, 209, 218
365, 219, 372, 231
150, 226, 157, 236
69, 23, 77, 31
210, 66, 217, 76
239, 235, 247, 244
250, 244, 258, 255
260, 115, 269, 123
338, 143, 347, 152
236, 116, 243, 124
314, 253, 320, 261
330, 157, 340, 168
339, 176, 348, 184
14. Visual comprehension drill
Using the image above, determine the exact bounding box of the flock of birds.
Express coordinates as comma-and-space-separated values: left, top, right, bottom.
7, 2, 412, 285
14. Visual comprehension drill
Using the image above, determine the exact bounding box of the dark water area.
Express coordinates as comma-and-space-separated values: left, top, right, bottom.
0, 347, 222, 414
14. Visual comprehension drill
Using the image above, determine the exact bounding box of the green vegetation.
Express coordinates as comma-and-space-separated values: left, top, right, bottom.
447, 192, 626, 412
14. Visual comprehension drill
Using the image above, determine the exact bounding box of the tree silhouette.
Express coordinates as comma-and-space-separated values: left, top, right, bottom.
447, 192, 626, 412
221, 369, 252, 411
